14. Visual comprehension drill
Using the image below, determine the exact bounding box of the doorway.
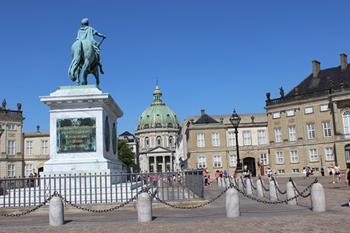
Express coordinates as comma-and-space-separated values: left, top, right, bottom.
243, 157, 256, 177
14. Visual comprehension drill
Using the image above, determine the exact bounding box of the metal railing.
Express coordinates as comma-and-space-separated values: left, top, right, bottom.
0, 171, 204, 208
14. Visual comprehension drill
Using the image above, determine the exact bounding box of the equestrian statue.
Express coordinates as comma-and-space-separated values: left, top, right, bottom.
68, 18, 106, 86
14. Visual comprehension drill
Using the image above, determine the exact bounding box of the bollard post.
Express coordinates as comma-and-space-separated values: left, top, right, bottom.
245, 178, 252, 195
311, 183, 326, 212
238, 178, 243, 191
137, 192, 153, 222
225, 187, 240, 218
49, 195, 64, 226
256, 179, 264, 198
286, 181, 297, 205
218, 177, 222, 188
269, 180, 277, 201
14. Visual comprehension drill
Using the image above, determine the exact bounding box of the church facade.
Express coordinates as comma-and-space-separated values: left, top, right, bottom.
135, 85, 180, 172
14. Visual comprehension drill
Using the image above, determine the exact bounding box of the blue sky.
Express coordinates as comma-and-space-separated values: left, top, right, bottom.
1, 1, 350, 134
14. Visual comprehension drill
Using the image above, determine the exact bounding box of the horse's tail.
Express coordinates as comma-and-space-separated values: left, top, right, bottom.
68, 40, 83, 82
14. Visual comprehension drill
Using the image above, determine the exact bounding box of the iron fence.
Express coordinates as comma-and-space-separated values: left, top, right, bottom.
0, 170, 204, 208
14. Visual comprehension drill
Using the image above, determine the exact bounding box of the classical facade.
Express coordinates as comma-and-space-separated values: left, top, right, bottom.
0, 101, 24, 178
265, 53, 350, 175
23, 126, 50, 176
135, 85, 180, 172
183, 109, 269, 177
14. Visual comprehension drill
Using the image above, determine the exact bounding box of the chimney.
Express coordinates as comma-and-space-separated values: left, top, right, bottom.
312, 60, 320, 78
200, 109, 205, 116
340, 53, 348, 71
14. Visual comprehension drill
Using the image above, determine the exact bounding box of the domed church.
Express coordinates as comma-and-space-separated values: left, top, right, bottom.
136, 85, 180, 172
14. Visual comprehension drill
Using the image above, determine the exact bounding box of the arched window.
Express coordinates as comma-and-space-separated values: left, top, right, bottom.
145, 137, 149, 147
167, 123, 173, 128
343, 111, 350, 137
144, 124, 149, 129
156, 136, 162, 146
155, 123, 162, 128
168, 136, 173, 147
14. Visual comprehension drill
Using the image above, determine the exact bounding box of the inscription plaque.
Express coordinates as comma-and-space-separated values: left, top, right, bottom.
56, 117, 96, 153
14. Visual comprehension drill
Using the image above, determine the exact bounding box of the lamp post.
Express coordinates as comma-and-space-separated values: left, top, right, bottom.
230, 110, 242, 172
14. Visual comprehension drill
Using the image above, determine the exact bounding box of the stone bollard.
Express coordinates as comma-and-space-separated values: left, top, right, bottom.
218, 177, 222, 188
269, 180, 277, 201
238, 178, 243, 191
256, 179, 264, 198
49, 196, 64, 226
245, 178, 252, 195
137, 192, 153, 222
311, 183, 326, 212
225, 187, 240, 218
286, 181, 297, 205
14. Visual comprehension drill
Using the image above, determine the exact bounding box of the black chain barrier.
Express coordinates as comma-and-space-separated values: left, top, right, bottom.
57, 186, 152, 213
240, 177, 246, 189
229, 179, 316, 205
153, 185, 231, 209
248, 177, 257, 190
258, 176, 270, 191
0, 194, 55, 217
289, 177, 317, 198
271, 177, 287, 195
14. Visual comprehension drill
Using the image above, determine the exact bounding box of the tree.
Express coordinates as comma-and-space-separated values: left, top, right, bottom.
118, 139, 135, 167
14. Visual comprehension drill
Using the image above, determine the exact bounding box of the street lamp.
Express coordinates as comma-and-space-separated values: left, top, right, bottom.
230, 110, 242, 172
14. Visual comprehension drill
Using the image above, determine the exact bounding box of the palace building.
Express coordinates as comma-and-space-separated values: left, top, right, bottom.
182, 110, 269, 177
265, 53, 350, 175
0, 100, 24, 178
135, 85, 180, 172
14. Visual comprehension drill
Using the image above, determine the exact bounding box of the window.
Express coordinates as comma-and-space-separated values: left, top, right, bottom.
25, 164, 33, 177
243, 130, 252, 145
196, 133, 205, 147
286, 109, 295, 117
277, 169, 285, 174
260, 153, 269, 165
322, 121, 332, 137
304, 107, 314, 114
197, 156, 206, 168
229, 155, 237, 167
156, 136, 162, 146
346, 149, 350, 163
309, 149, 318, 162
272, 112, 281, 119
292, 169, 300, 173
26, 140, 33, 155
211, 132, 220, 147
227, 131, 236, 147
274, 128, 282, 143
7, 140, 16, 156
289, 150, 299, 163
7, 124, 16, 131
213, 155, 222, 168
257, 130, 267, 145
145, 137, 149, 147
288, 125, 297, 142
7, 164, 15, 177
276, 152, 284, 164
306, 123, 316, 139
168, 136, 173, 147
324, 147, 334, 161
343, 111, 350, 137
320, 104, 329, 112
41, 140, 49, 154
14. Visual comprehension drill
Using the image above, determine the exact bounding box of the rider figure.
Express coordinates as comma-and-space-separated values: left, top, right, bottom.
76, 18, 106, 74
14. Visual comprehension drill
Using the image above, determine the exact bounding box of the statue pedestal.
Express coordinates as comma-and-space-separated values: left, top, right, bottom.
40, 85, 125, 180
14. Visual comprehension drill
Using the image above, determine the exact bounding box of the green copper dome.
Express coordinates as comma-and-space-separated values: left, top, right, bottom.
137, 85, 180, 130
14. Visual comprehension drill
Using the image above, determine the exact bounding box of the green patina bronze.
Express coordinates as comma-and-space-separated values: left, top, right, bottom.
56, 117, 96, 153
68, 18, 106, 86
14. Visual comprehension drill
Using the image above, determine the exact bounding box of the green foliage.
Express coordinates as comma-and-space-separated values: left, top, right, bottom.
118, 140, 135, 167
